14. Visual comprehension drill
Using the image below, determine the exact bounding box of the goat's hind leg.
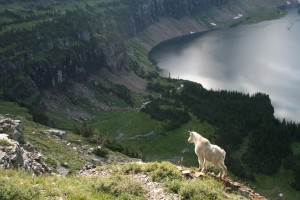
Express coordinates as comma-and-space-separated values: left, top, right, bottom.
220, 162, 227, 178
217, 162, 227, 179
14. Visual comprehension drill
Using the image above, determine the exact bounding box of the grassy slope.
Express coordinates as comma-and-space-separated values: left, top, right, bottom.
0, 101, 92, 171
0, 101, 246, 199
255, 171, 299, 200
0, 161, 246, 200
0, 168, 116, 200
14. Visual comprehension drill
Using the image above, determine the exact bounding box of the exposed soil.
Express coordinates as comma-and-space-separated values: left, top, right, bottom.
42, 67, 148, 122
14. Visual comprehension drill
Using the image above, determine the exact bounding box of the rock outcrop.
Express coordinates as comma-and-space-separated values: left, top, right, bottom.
177, 166, 267, 200
45, 129, 67, 140
0, 117, 50, 175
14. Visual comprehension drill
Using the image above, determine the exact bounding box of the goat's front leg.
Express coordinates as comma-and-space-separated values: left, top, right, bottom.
197, 155, 204, 172
201, 159, 206, 173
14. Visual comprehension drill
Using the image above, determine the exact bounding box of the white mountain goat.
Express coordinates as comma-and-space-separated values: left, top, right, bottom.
188, 131, 227, 178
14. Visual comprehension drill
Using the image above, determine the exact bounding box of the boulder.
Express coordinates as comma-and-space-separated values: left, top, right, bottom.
45, 129, 67, 140
0, 118, 24, 143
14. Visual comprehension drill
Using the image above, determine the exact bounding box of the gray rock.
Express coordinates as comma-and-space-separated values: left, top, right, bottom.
45, 129, 67, 140
0, 117, 50, 175
0, 119, 24, 143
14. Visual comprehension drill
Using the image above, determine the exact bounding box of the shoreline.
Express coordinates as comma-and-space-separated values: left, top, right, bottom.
145, 7, 300, 123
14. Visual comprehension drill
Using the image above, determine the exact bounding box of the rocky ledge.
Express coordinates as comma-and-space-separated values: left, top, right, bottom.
0, 117, 50, 175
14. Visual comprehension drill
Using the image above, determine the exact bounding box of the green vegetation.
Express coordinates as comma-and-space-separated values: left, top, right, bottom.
0, 0, 145, 106
92, 147, 109, 158
0, 139, 13, 146
243, 8, 286, 24
0, 101, 31, 119
0, 161, 246, 200
143, 78, 300, 192
0, 168, 115, 200
144, 162, 183, 182
117, 161, 244, 199
92, 175, 145, 199
254, 170, 300, 200
0, 101, 92, 171
23, 119, 92, 171
175, 178, 226, 200
229, 7, 286, 27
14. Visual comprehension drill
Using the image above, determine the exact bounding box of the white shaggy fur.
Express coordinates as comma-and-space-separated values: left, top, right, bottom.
188, 131, 227, 178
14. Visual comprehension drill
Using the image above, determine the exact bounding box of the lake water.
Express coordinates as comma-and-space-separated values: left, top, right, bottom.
149, 8, 300, 122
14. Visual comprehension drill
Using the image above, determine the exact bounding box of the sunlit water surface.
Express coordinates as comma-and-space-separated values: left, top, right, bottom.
149, 9, 300, 122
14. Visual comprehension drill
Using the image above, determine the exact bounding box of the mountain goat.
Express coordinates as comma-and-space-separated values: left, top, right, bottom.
188, 131, 227, 178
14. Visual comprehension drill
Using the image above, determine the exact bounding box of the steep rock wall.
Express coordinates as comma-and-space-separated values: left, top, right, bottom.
129, 0, 287, 50
129, 0, 226, 33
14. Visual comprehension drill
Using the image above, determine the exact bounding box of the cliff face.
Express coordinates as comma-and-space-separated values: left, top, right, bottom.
129, 0, 288, 49
25, 43, 126, 88
0, 30, 126, 93
126, 0, 226, 34
0, 0, 289, 102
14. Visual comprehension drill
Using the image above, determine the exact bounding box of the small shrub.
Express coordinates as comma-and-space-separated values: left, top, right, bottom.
73, 121, 93, 138
92, 175, 145, 197
92, 147, 108, 157
179, 178, 224, 200
104, 139, 124, 152
121, 162, 142, 174
0, 182, 39, 200
117, 193, 144, 200
144, 162, 182, 182
104, 140, 143, 159
142, 162, 158, 172
0, 139, 13, 146
165, 179, 182, 194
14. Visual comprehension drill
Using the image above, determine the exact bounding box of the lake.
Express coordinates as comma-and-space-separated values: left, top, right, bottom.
149, 8, 300, 122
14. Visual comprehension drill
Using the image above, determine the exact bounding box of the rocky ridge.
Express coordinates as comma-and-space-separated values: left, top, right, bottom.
78, 161, 267, 200
178, 167, 267, 200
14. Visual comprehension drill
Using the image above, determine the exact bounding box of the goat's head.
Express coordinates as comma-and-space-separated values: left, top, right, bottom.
188, 131, 194, 143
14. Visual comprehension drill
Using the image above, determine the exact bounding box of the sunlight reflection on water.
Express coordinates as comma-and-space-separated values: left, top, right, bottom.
149, 9, 300, 122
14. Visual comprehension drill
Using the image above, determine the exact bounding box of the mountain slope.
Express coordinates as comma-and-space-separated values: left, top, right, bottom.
0, 110, 257, 200
0, 0, 288, 105
1, 0, 300, 199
